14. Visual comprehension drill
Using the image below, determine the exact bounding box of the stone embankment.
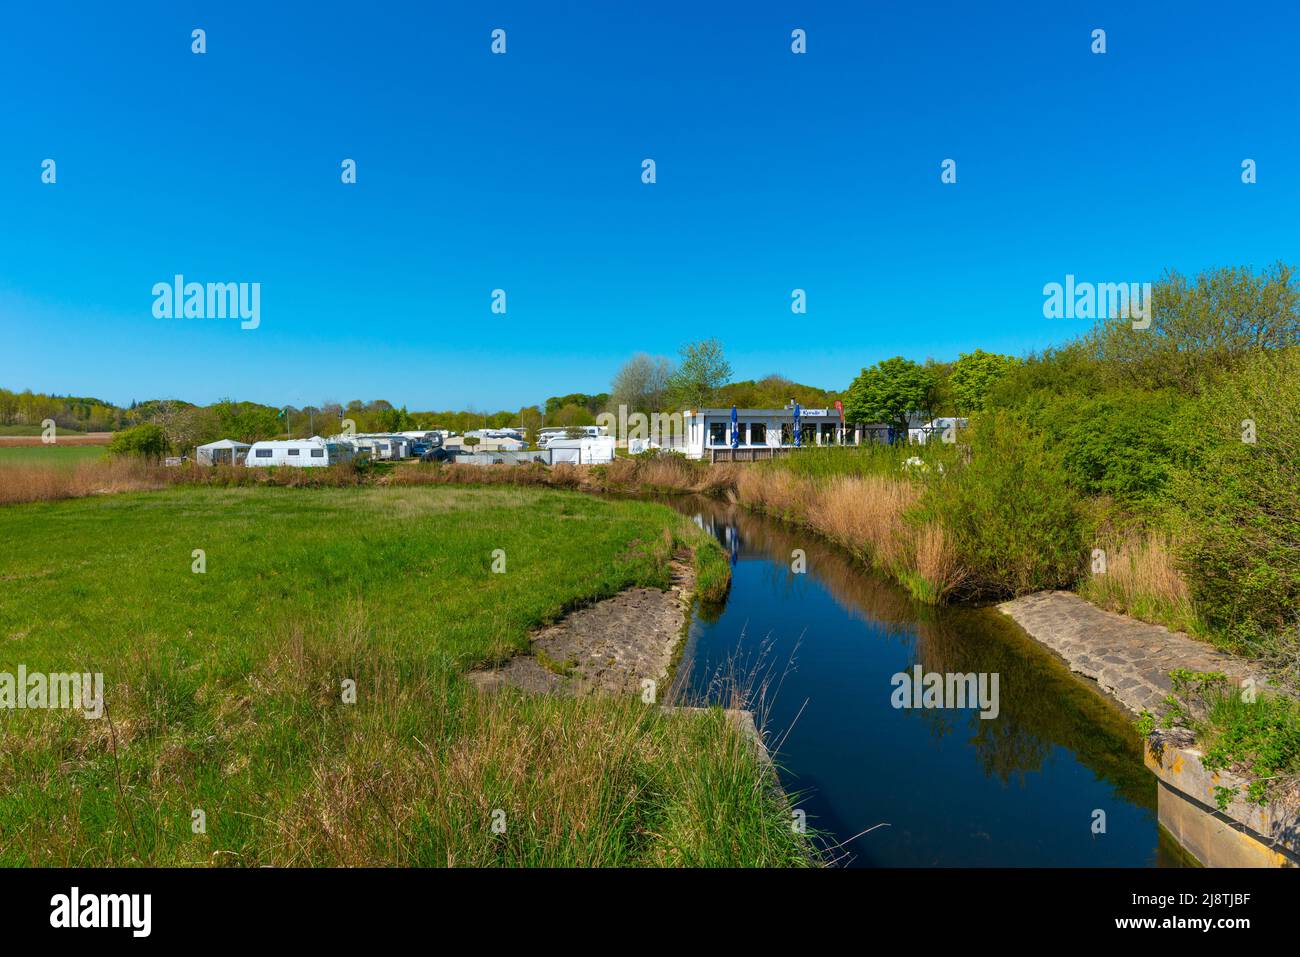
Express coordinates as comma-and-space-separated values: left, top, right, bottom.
1000, 590, 1295, 867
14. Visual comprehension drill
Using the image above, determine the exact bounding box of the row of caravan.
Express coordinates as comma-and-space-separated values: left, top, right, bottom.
195, 432, 439, 468
194, 431, 616, 467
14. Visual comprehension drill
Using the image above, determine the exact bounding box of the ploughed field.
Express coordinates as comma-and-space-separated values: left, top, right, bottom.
0, 484, 811, 866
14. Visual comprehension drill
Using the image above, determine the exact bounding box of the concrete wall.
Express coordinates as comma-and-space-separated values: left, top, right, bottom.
1145, 730, 1298, 867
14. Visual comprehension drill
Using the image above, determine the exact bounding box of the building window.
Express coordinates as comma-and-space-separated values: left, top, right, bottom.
842, 426, 857, 446
288, 448, 300, 456
801, 424, 817, 446
821, 423, 836, 445
311, 449, 324, 458
748, 422, 766, 445
255, 449, 272, 458
709, 423, 727, 446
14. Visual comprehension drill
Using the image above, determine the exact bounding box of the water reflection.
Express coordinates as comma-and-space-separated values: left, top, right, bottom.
671, 497, 1181, 867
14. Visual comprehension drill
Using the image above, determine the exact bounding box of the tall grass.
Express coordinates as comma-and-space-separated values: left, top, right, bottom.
382, 453, 739, 497
734, 465, 967, 604
0, 456, 163, 505
1080, 530, 1204, 637
0, 459, 367, 506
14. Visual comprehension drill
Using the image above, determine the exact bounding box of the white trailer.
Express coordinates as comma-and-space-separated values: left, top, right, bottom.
536, 425, 608, 449
346, 434, 410, 460
245, 437, 353, 467
548, 435, 616, 464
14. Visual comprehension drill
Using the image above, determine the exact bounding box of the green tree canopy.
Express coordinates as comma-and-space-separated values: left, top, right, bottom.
843, 357, 935, 431
550, 403, 596, 427
665, 338, 733, 409
1086, 262, 1300, 393
949, 349, 1021, 413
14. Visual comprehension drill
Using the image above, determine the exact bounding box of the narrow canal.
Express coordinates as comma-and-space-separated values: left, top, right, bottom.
666, 497, 1188, 867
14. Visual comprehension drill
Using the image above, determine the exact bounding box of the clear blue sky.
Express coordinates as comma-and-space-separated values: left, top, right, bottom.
3, 1, 1298, 411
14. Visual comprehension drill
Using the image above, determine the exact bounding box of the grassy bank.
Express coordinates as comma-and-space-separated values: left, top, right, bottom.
0, 444, 106, 469
0, 484, 811, 866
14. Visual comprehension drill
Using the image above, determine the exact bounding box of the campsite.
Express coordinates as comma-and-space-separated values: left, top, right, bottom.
3, 7, 1298, 937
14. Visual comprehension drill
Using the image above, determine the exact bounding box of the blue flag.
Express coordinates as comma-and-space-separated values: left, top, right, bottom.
730, 405, 739, 448
794, 402, 801, 448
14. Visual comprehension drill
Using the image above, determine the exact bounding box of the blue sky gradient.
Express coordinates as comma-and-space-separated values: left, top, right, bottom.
3, 1, 1298, 410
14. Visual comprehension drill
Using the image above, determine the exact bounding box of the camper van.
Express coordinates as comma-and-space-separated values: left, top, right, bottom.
244, 437, 353, 467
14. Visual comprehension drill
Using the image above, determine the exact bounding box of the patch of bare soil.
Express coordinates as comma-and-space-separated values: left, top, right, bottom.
469, 552, 695, 697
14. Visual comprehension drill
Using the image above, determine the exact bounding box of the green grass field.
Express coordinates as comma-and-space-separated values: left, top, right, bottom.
0, 445, 105, 468
0, 484, 810, 866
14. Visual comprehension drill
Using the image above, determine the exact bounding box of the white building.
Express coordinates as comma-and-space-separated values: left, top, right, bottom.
908, 417, 968, 445
245, 436, 354, 467
676, 408, 881, 460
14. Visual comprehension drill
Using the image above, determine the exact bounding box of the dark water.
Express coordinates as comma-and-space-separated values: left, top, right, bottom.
667, 498, 1187, 867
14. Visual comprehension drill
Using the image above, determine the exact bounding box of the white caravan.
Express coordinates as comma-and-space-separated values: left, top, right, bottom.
536, 425, 608, 449
547, 435, 616, 464
245, 436, 354, 467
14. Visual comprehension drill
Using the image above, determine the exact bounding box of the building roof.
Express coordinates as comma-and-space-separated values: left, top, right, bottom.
197, 438, 252, 450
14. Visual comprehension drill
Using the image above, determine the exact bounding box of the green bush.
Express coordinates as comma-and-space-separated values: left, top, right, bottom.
1171, 349, 1300, 652
106, 423, 170, 460
919, 411, 1085, 597
1030, 390, 1192, 507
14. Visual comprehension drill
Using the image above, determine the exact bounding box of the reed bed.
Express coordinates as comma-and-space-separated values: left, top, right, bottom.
735, 465, 967, 605
1079, 530, 1203, 637
0, 459, 368, 506
0, 457, 166, 505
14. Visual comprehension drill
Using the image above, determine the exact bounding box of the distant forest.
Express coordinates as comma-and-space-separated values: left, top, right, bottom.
0, 370, 841, 449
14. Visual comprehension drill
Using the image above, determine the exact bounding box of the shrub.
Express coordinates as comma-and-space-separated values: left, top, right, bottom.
106, 423, 170, 460
1171, 348, 1300, 652
1086, 263, 1300, 393
1029, 390, 1192, 507
919, 411, 1085, 597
